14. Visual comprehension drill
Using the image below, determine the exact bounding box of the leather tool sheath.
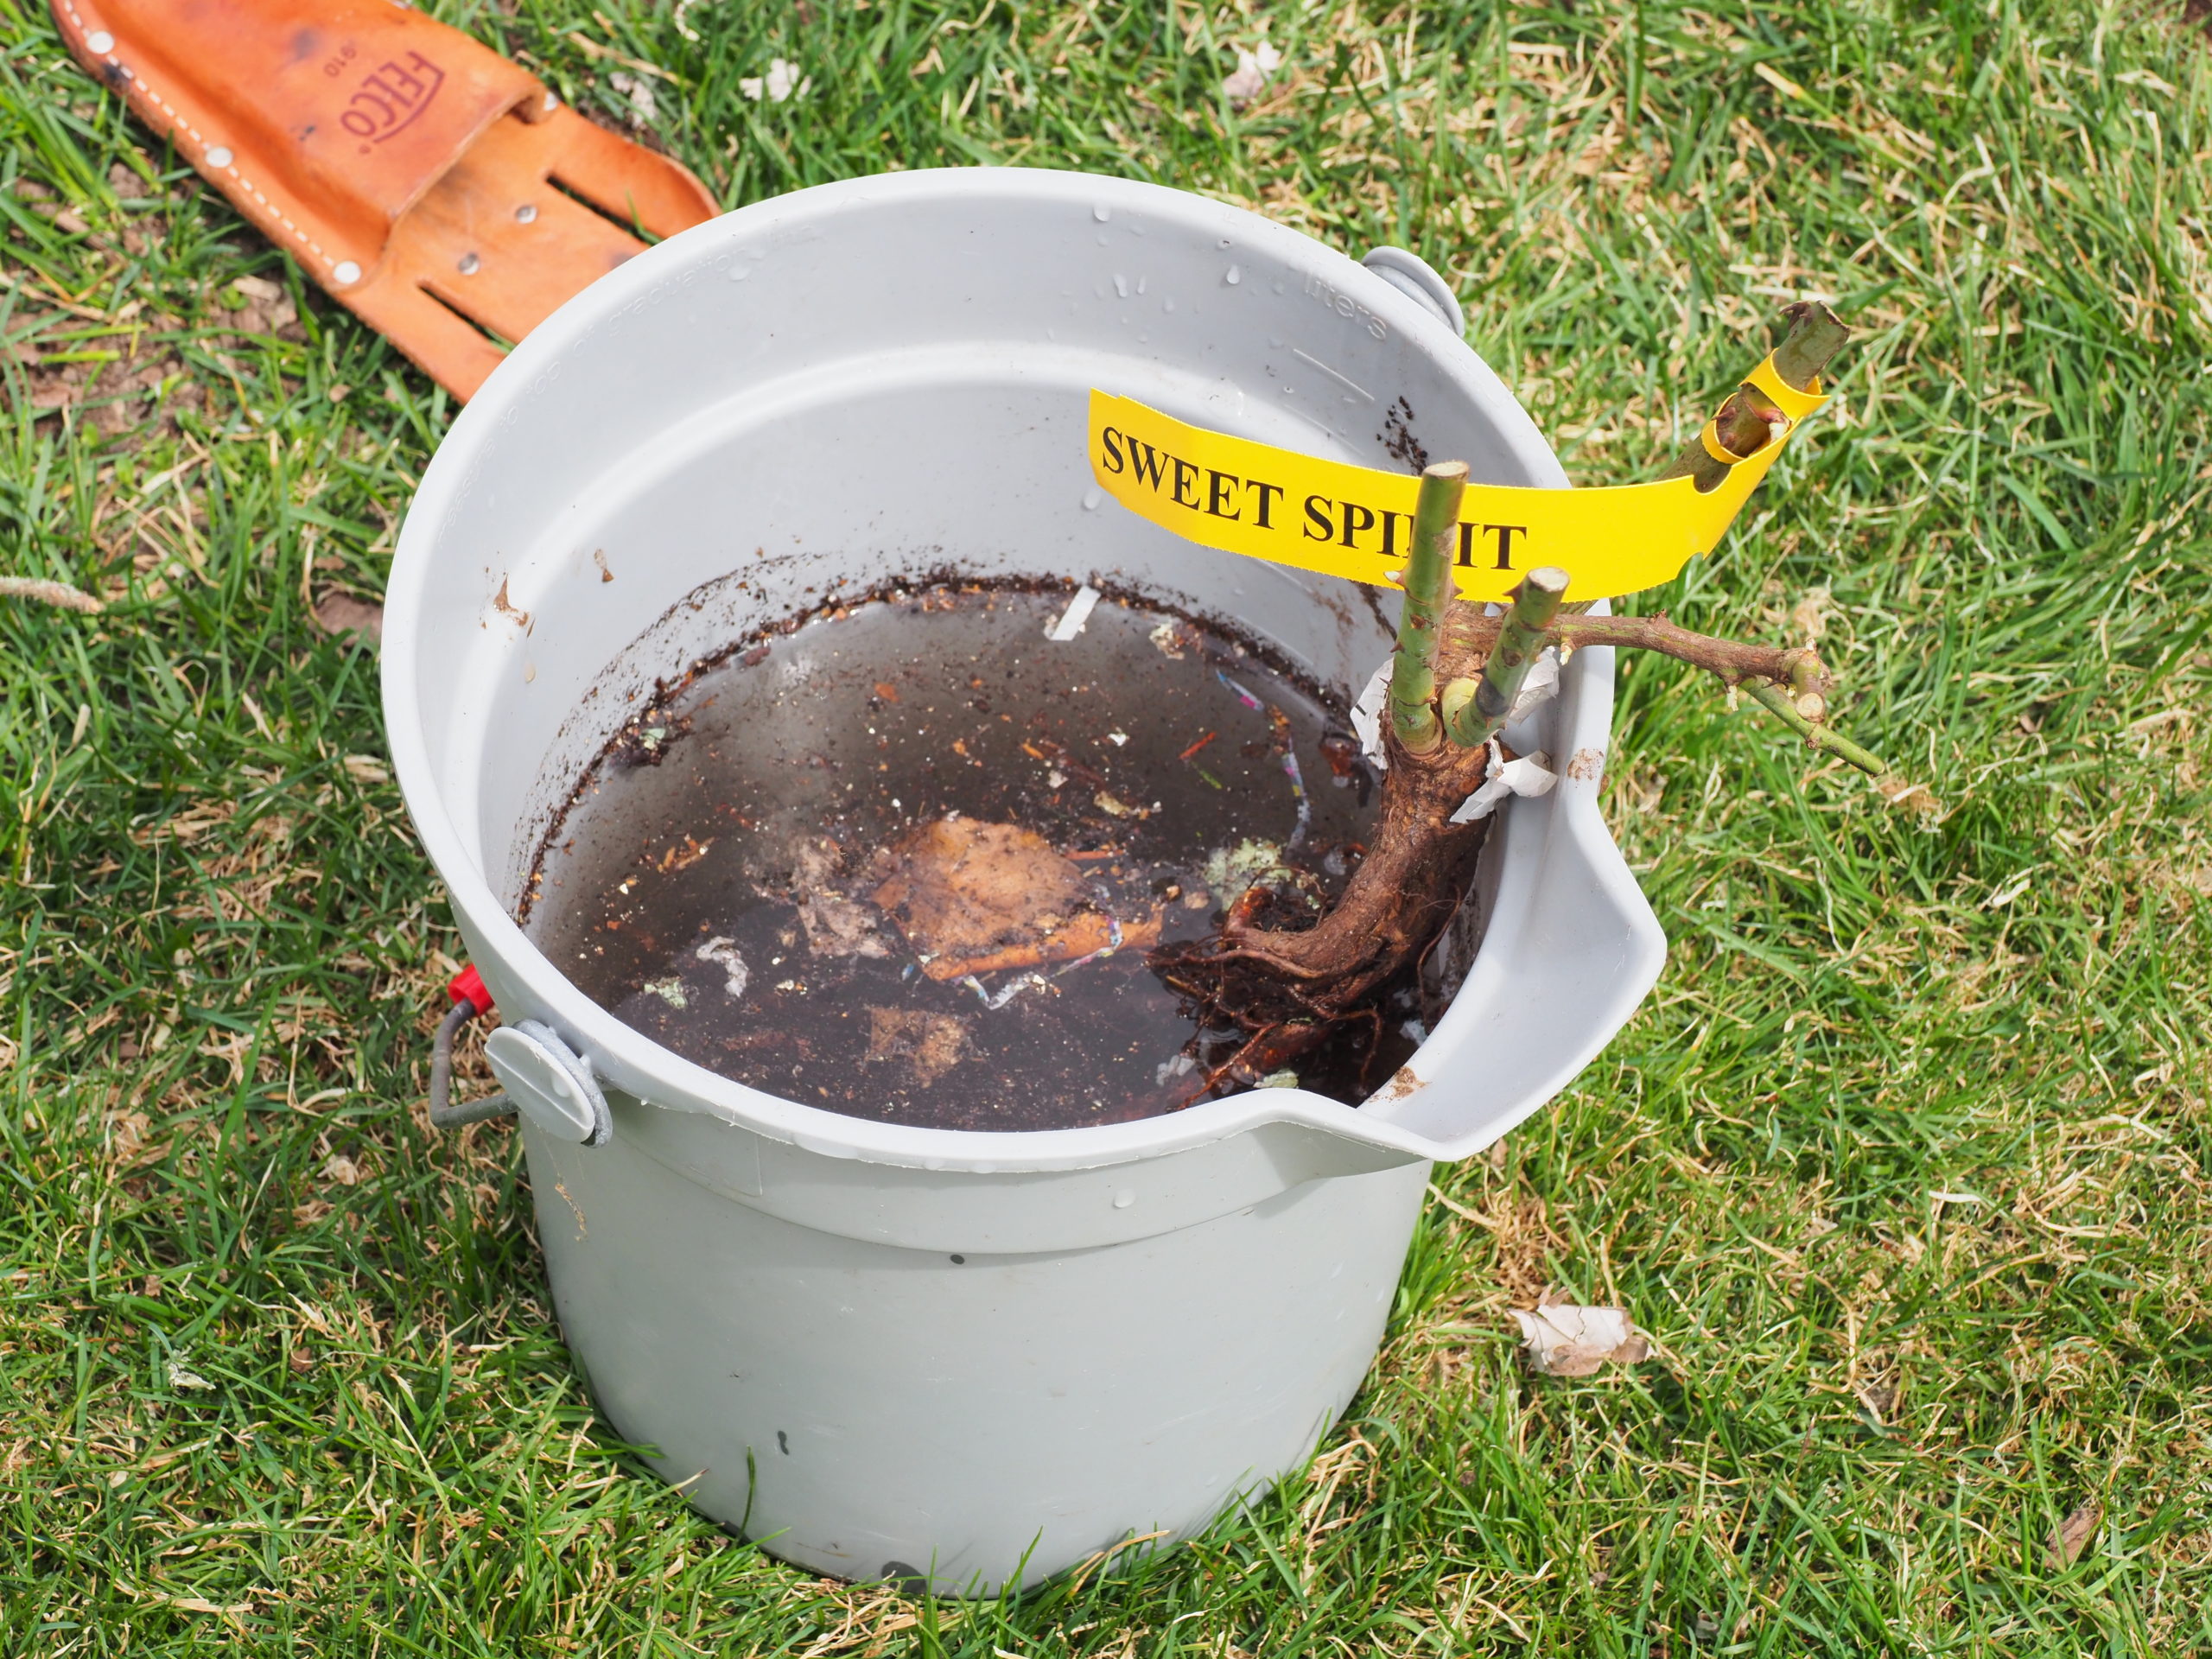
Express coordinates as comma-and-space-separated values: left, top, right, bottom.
54, 0, 721, 399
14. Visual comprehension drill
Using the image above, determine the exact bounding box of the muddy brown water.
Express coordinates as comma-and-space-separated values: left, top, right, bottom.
521, 582, 1419, 1131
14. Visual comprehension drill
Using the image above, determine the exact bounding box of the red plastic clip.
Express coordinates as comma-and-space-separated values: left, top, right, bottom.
448, 963, 495, 1016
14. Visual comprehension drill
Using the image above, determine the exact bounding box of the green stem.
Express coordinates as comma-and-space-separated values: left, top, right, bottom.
1744, 682, 1886, 776
1440, 566, 1569, 747
1387, 461, 1468, 753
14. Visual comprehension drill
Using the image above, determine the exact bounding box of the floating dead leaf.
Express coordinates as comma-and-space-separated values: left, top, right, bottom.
870, 819, 1085, 967
312, 589, 383, 645
1513, 1305, 1649, 1376
864, 1007, 969, 1086
869, 817, 1158, 980
786, 836, 892, 959
2047, 1501, 2100, 1567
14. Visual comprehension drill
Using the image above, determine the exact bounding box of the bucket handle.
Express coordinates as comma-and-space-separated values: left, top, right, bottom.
427, 969, 613, 1147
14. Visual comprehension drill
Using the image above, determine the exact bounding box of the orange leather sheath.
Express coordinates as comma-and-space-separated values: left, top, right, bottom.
54, 0, 720, 399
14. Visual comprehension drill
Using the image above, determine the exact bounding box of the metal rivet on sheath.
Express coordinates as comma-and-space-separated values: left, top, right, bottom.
515, 204, 538, 224
457, 252, 481, 276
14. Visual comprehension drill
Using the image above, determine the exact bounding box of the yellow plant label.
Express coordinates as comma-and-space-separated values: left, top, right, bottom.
1088, 355, 1827, 605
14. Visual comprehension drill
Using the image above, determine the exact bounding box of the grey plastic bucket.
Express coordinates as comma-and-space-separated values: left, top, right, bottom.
382, 168, 1666, 1593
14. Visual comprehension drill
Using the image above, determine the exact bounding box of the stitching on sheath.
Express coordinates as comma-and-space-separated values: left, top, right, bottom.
58, 0, 338, 271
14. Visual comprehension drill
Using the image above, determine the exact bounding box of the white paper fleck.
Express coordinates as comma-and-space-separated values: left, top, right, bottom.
695, 936, 749, 999
1504, 646, 1562, 723
1351, 659, 1392, 770
1046, 584, 1101, 641
607, 70, 658, 125
1223, 41, 1283, 103
1451, 741, 1556, 823
1513, 1305, 1649, 1377
741, 58, 810, 102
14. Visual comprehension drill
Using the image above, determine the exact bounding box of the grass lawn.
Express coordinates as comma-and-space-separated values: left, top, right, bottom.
4, 0, 2210, 1650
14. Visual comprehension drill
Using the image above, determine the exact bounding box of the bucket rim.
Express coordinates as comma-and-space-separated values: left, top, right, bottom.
383, 165, 1622, 1173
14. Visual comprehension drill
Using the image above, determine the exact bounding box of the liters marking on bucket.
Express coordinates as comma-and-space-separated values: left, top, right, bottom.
1087, 357, 1827, 607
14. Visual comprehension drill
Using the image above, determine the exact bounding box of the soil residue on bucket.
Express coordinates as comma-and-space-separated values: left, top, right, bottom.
521, 582, 1422, 1130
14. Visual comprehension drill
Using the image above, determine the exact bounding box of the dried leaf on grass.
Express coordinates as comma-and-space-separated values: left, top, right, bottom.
1877, 773, 1939, 814
312, 591, 383, 645
2046, 1501, 2100, 1567
1513, 1305, 1649, 1376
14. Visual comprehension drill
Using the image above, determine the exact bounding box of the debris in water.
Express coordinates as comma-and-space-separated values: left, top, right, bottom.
695, 936, 749, 999
1179, 730, 1218, 761
1093, 791, 1147, 819
1052, 914, 1128, 975
1202, 838, 1289, 907
864, 1007, 970, 1084
656, 835, 714, 873
869, 817, 1160, 980
1281, 745, 1312, 846
960, 970, 1052, 1010
522, 582, 1387, 1132
1217, 670, 1265, 712
1513, 1305, 1649, 1377
1046, 584, 1102, 641
789, 837, 893, 959
645, 976, 689, 1009
1256, 1068, 1300, 1089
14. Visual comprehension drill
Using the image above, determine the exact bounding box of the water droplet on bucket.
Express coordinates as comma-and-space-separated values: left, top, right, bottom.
1093, 204, 1110, 222
1162, 298, 1176, 313
1083, 487, 1102, 511
1112, 1190, 1135, 1210
1112, 274, 1128, 298
1225, 265, 1243, 285
1136, 275, 1148, 296
728, 264, 749, 282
